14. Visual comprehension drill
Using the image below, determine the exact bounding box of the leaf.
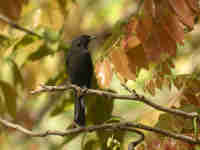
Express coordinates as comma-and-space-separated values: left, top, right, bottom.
43, 27, 61, 42
0, 80, 17, 118
193, 117, 198, 139
4, 58, 24, 87
95, 59, 113, 88
46, 71, 67, 86
156, 0, 185, 44
110, 48, 136, 81
136, 16, 177, 61
51, 95, 73, 117
13, 34, 38, 51
83, 140, 99, 150
0, 34, 12, 49
186, 0, 200, 13
0, 93, 6, 115
27, 43, 53, 61
195, 145, 200, 150
168, 0, 195, 29
43, 27, 64, 51
0, 0, 25, 21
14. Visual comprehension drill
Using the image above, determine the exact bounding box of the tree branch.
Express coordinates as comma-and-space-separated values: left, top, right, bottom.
30, 84, 199, 120
0, 117, 199, 146
0, 14, 43, 39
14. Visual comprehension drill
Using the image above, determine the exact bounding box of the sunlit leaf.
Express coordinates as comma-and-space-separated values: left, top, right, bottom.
51, 98, 73, 116
4, 57, 24, 87
0, 93, 6, 115
13, 34, 39, 51
0, 0, 26, 21
195, 145, 200, 150
0, 34, 12, 49
0, 80, 17, 118
46, 71, 67, 86
43, 27, 61, 42
193, 117, 198, 139
95, 59, 113, 88
27, 43, 53, 61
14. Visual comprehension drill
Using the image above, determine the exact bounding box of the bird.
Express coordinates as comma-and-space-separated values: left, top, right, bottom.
66, 35, 95, 127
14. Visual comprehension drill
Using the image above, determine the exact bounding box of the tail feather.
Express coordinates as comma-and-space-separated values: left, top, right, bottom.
74, 95, 85, 126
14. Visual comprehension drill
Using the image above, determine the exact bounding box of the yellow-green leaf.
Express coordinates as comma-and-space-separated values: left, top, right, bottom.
4, 58, 24, 88
0, 80, 17, 118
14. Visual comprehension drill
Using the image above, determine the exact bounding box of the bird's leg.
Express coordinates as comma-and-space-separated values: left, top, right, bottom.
81, 86, 89, 96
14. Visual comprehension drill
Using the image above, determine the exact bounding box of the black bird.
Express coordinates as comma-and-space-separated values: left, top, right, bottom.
66, 35, 95, 127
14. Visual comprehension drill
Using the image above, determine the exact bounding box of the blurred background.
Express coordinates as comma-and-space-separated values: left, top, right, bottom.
0, 0, 139, 150
0, 0, 200, 150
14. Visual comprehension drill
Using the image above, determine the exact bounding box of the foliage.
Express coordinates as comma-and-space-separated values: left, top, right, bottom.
0, 0, 200, 150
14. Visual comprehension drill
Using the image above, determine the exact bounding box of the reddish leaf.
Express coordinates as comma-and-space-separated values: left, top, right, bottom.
168, 0, 195, 29
0, 0, 26, 20
185, 0, 200, 13
95, 59, 113, 88
110, 48, 136, 81
136, 15, 153, 44
125, 45, 148, 73
156, 0, 185, 44
138, 19, 177, 61
125, 17, 138, 34
123, 17, 140, 49
143, 0, 156, 18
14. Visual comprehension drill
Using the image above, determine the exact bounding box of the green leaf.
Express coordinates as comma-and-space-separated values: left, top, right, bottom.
12, 34, 39, 58
0, 93, 6, 115
0, 34, 12, 49
51, 97, 73, 116
59, 40, 70, 52
27, 43, 53, 61
43, 27, 61, 42
4, 58, 24, 88
14, 34, 38, 50
107, 135, 120, 150
44, 27, 64, 51
46, 71, 67, 86
0, 80, 17, 118
193, 117, 198, 139
195, 145, 200, 150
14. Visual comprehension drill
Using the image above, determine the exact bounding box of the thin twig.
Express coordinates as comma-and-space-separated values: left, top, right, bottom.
0, 117, 199, 144
0, 14, 43, 39
30, 84, 199, 119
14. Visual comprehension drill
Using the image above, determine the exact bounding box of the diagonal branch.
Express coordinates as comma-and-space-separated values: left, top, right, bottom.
30, 84, 199, 119
0, 14, 43, 39
0, 117, 199, 145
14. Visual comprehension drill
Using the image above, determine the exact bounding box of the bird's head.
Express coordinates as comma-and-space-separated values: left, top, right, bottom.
71, 35, 96, 49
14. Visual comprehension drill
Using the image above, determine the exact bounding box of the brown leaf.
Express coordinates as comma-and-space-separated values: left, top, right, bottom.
95, 59, 113, 88
0, 0, 26, 20
136, 15, 175, 62
168, 0, 195, 29
141, 21, 177, 61
185, 0, 200, 13
156, 0, 185, 44
122, 17, 140, 49
173, 75, 200, 106
136, 15, 153, 44
125, 45, 148, 73
110, 48, 136, 81
143, 0, 156, 18
136, 0, 199, 62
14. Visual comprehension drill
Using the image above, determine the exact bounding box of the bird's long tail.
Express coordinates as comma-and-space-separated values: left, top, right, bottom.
74, 94, 85, 127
